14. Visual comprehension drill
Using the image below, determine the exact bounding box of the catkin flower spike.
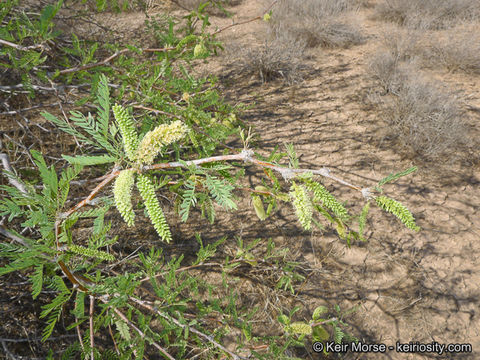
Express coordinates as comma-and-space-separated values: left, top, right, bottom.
136, 174, 172, 242
305, 180, 349, 221
375, 195, 420, 231
136, 121, 188, 165
290, 182, 313, 231
113, 169, 136, 227
112, 104, 139, 161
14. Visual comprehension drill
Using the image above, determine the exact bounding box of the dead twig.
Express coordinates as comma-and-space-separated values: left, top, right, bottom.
0, 38, 49, 52
89, 295, 95, 360
57, 49, 129, 75
212, 0, 278, 35
0, 153, 28, 194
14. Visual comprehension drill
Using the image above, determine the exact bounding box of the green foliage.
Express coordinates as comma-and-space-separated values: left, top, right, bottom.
280, 304, 357, 351
0, 0, 63, 96
31, 264, 44, 300
0, 2, 422, 358
376, 166, 418, 191
42, 76, 118, 155
40, 276, 72, 341
358, 201, 370, 241
69, 244, 115, 262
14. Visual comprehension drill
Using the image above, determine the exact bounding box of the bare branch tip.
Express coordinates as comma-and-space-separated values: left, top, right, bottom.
361, 187, 373, 200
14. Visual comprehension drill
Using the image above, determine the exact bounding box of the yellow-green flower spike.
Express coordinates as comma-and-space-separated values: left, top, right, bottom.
136, 121, 188, 165
69, 244, 115, 262
306, 180, 349, 221
193, 42, 208, 58
375, 195, 420, 231
290, 182, 313, 231
113, 169, 136, 227
112, 104, 139, 161
136, 174, 172, 242
286, 322, 312, 335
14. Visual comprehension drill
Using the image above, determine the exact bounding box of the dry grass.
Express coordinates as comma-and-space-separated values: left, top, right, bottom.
269, 0, 365, 48
233, 31, 306, 84
388, 75, 468, 159
369, 53, 470, 160
373, 0, 480, 29
368, 28, 421, 92
372, 24, 480, 77
422, 24, 480, 75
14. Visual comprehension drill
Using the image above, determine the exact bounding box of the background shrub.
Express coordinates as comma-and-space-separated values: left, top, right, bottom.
269, 0, 364, 48
234, 31, 306, 83
373, 0, 480, 29
369, 57, 470, 160
422, 24, 480, 74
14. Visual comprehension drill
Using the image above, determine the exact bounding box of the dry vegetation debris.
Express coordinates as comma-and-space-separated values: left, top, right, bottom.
233, 0, 366, 84
368, 32, 472, 160
373, 0, 480, 29
269, 0, 365, 48
232, 31, 306, 84
422, 25, 480, 75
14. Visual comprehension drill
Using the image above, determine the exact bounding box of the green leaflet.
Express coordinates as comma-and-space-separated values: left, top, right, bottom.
333, 324, 345, 344
112, 104, 139, 161
180, 178, 196, 222
115, 319, 131, 341
31, 264, 43, 300
375, 195, 420, 231
136, 174, 172, 242
62, 154, 116, 166
31, 150, 58, 200
290, 182, 313, 230
96, 74, 110, 138
377, 166, 417, 189
205, 175, 236, 211
113, 169, 136, 227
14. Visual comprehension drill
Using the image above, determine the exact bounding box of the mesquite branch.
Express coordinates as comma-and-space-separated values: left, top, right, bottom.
56, 149, 369, 229
58, 149, 368, 220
